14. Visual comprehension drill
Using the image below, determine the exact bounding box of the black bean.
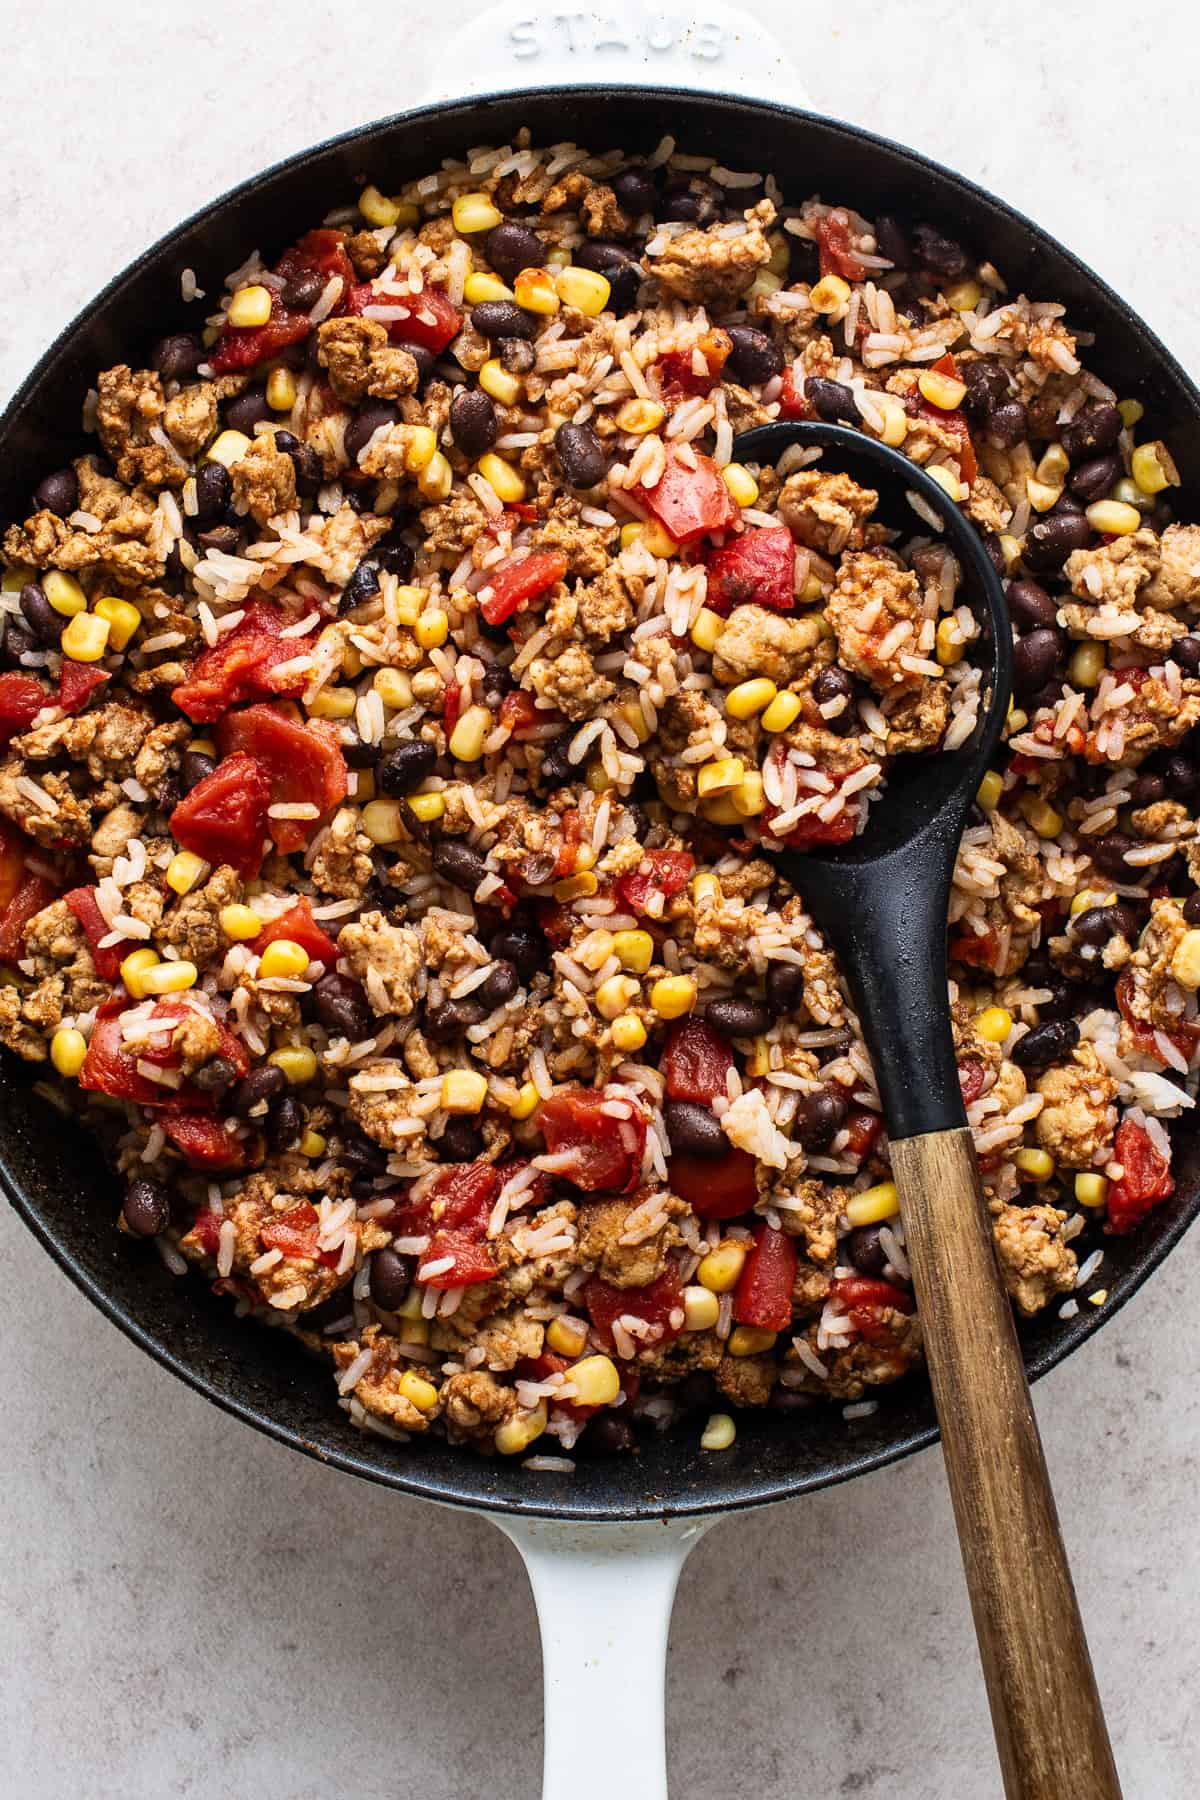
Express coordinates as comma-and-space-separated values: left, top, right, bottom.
664, 1099, 726, 1157
313, 973, 371, 1041
179, 751, 217, 795
450, 386, 498, 460
377, 740, 437, 796
1128, 772, 1165, 809
577, 245, 640, 313
812, 665, 857, 732
191, 1055, 239, 1094
1024, 509, 1092, 572
658, 178, 721, 226
442, 1117, 486, 1163
555, 420, 607, 488
872, 215, 911, 270
1146, 501, 1174, 534
424, 998, 485, 1042
369, 1248, 415, 1311
33, 466, 79, 516
1071, 904, 1134, 947
1068, 452, 1122, 505
499, 338, 536, 374
123, 1179, 170, 1239
580, 1414, 637, 1455
793, 1089, 847, 1150
805, 376, 858, 423
392, 340, 436, 386
1163, 754, 1199, 800
612, 168, 658, 217
432, 839, 489, 891
1053, 492, 1085, 517
1061, 403, 1122, 462
985, 400, 1029, 449
475, 960, 519, 1009
766, 962, 804, 1016
539, 732, 574, 787
1012, 627, 1063, 696
190, 459, 229, 523
484, 221, 546, 284
280, 268, 325, 311
705, 997, 772, 1038
1184, 893, 1200, 926
961, 359, 1010, 419
272, 429, 323, 498
725, 324, 784, 387
489, 923, 545, 981
912, 222, 969, 279
846, 1223, 888, 1277
224, 386, 271, 434
1011, 1018, 1081, 1072
230, 1063, 288, 1117
1174, 636, 1200, 673
18, 582, 61, 645
339, 558, 384, 616
3, 618, 34, 664
1090, 832, 1137, 879
769, 1387, 818, 1414
1005, 579, 1058, 631
198, 524, 241, 555
471, 299, 537, 342
344, 402, 400, 466
268, 1096, 305, 1152
151, 332, 203, 382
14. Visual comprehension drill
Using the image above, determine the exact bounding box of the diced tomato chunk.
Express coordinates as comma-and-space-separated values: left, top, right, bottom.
257, 1199, 337, 1266
170, 752, 272, 879
0, 819, 31, 915
655, 332, 731, 401
208, 294, 311, 374
1106, 1119, 1175, 1235
668, 1146, 758, 1220
189, 1210, 222, 1256
252, 898, 340, 967
732, 1222, 797, 1331
661, 1018, 734, 1105
777, 367, 808, 420
345, 281, 462, 352
630, 447, 739, 546
958, 1057, 988, 1107
431, 1160, 502, 1232
80, 995, 248, 1106
499, 690, 542, 739
0, 872, 56, 964
704, 525, 796, 616
0, 672, 49, 745
843, 1109, 883, 1159
65, 885, 127, 980
1114, 971, 1200, 1063
815, 212, 867, 282
831, 1274, 914, 1344
615, 848, 694, 916
276, 228, 356, 291
216, 703, 347, 852
171, 602, 318, 724
418, 1229, 498, 1288
163, 1112, 249, 1170
949, 926, 1001, 972
479, 551, 567, 626
915, 352, 977, 486
537, 1087, 646, 1193
57, 661, 110, 714
583, 1265, 685, 1351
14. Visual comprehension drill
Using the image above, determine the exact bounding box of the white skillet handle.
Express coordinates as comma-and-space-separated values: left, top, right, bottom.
420, 2, 811, 108
494, 1513, 713, 1800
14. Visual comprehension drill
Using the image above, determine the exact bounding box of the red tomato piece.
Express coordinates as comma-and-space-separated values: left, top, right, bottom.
614, 848, 694, 916
661, 1018, 734, 1105
533, 898, 572, 947
479, 550, 568, 626
916, 352, 977, 486
537, 1087, 646, 1193
208, 294, 311, 374
843, 1109, 883, 1159
0, 671, 49, 745
64, 885, 128, 981
442, 681, 461, 739
418, 1229, 499, 1288
499, 690, 539, 738
629, 447, 739, 546
345, 281, 463, 352
0, 871, 56, 964
189, 1210, 223, 1256
252, 898, 340, 967
162, 1112, 249, 1170
276, 227, 355, 291
216, 703, 347, 853
777, 367, 808, 420
958, 1057, 988, 1107
654, 331, 732, 402
583, 1265, 685, 1351
57, 662, 110, 714
80, 996, 248, 1105
171, 602, 318, 724
257, 1199, 338, 1267
431, 1160, 503, 1232
1114, 971, 1200, 1063
949, 926, 1001, 972
831, 1274, 915, 1344
170, 752, 272, 879
668, 1146, 758, 1220
704, 525, 796, 616
815, 213, 866, 281
0, 819, 31, 914
1106, 1119, 1175, 1235
732, 1222, 797, 1331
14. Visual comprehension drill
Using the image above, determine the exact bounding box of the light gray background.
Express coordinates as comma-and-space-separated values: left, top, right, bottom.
2, 4, 1198, 1795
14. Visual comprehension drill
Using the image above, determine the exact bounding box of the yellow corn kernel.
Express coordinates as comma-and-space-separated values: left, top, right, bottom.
619, 523, 643, 551
747, 269, 783, 302
588, 764, 616, 796
448, 704, 491, 762
398, 1370, 439, 1412
554, 265, 612, 317
188, 738, 218, 756
119, 949, 160, 998
228, 284, 273, 329
1089, 1288, 1109, 1306
926, 464, 967, 503
577, 930, 615, 973
569, 1353, 621, 1407
307, 686, 357, 720
615, 397, 666, 435
612, 930, 654, 974
744, 1036, 771, 1078
611, 1013, 647, 1053
844, 1180, 900, 1228
269, 1045, 318, 1086
1117, 398, 1145, 429
1036, 443, 1071, 488
976, 770, 1004, 812
546, 1317, 589, 1359
61, 612, 110, 662
682, 1285, 720, 1332
512, 267, 560, 315
417, 450, 453, 502
1015, 1147, 1055, 1183
996, 533, 1022, 574
93, 595, 141, 650
206, 428, 252, 469
464, 271, 513, 304
361, 799, 405, 845
697, 757, 745, 798
442, 1068, 489, 1114
700, 794, 742, 826
725, 677, 777, 720
700, 1412, 736, 1451
553, 871, 599, 902
1075, 1173, 1110, 1209
1131, 440, 1179, 495
50, 1027, 88, 1079
573, 843, 597, 874
140, 959, 199, 995
731, 771, 766, 818
617, 699, 651, 744
258, 938, 310, 980
353, 770, 376, 803
1068, 642, 1106, 689
767, 233, 791, 276
476, 453, 526, 503
509, 1081, 540, 1121
918, 369, 968, 411
697, 1243, 747, 1293
728, 1326, 777, 1357
403, 427, 438, 474
373, 667, 414, 709
414, 608, 449, 650
809, 273, 851, 313
650, 975, 697, 1020
1085, 499, 1141, 536
761, 690, 803, 733
1026, 476, 1062, 513
1006, 708, 1028, 734
396, 1316, 430, 1347
299, 1130, 327, 1158
1022, 796, 1063, 840
640, 521, 679, 558
945, 279, 983, 312
166, 851, 206, 896
721, 463, 760, 507
595, 974, 640, 1020
935, 616, 963, 667
407, 790, 446, 823
689, 607, 723, 654
219, 904, 263, 942
1111, 478, 1153, 512
478, 359, 522, 407
266, 366, 297, 412
355, 185, 401, 227
878, 399, 909, 448
1170, 928, 1200, 990
452, 192, 503, 235
495, 1401, 548, 1456
1, 565, 32, 594
976, 1005, 1013, 1043
43, 571, 87, 617
691, 871, 721, 908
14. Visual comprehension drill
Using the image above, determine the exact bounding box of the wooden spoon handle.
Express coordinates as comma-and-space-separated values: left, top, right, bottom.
889, 1128, 1122, 1800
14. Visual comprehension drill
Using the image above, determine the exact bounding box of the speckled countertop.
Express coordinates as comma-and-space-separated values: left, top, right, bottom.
1, 5, 1198, 1794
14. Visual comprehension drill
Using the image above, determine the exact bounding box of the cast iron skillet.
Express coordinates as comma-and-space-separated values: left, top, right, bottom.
3, 89, 1199, 1524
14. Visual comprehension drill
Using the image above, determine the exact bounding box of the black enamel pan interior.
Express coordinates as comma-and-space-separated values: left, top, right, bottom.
3, 88, 1199, 1524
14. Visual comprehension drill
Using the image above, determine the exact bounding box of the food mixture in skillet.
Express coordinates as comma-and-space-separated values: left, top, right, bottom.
0, 131, 1194, 1467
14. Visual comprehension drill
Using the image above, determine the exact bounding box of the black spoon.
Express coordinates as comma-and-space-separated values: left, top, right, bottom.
733, 421, 1120, 1800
